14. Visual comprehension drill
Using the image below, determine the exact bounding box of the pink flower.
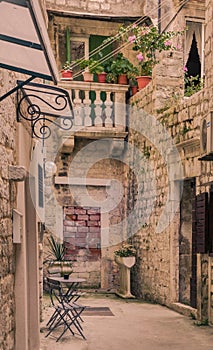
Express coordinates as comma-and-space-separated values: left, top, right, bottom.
176, 44, 181, 50
132, 23, 137, 28
128, 35, 136, 43
141, 27, 150, 35
183, 66, 188, 72
136, 53, 144, 62
164, 40, 172, 46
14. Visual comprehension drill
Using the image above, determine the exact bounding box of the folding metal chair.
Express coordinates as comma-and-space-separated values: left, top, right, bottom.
45, 278, 86, 342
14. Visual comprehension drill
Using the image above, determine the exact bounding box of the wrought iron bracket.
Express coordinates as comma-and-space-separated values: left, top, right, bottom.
16, 80, 74, 140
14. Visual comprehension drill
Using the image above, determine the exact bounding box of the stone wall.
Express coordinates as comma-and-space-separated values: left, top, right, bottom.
46, 0, 155, 18
44, 136, 128, 290
0, 70, 17, 349
128, 0, 213, 312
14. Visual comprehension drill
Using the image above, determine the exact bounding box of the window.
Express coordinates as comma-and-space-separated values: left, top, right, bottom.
70, 35, 89, 76
185, 20, 204, 78
184, 20, 204, 95
38, 164, 44, 208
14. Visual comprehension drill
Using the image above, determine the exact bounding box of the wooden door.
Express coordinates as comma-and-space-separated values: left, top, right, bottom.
190, 192, 208, 308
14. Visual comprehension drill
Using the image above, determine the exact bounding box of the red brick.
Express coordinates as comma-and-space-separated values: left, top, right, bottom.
76, 232, 87, 238
64, 226, 77, 232
63, 220, 75, 226
87, 221, 98, 226
78, 214, 89, 220
75, 237, 87, 244
64, 231, 76, 238
87, 208, 100, 214
74, 208, 86, 215
89, 215, 100, 221
64, 207, 74, 215
76, 221, 86, 226
89, 227, 100, 233
77, 227, 89, 233
88, 232, 100, 239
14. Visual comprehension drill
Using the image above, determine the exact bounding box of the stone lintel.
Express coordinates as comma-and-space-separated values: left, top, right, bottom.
61, 135, 75, 153
9, 165, 26, 182
54, 176, 111, 187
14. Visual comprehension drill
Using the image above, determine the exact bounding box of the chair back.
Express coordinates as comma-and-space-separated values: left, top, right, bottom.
46, 277, 64, 306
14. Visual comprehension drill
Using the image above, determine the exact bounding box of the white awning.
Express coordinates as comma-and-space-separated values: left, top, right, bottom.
0, 0, 59, 83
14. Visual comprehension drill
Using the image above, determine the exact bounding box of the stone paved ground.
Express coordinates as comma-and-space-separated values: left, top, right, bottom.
40, 293, 213, 350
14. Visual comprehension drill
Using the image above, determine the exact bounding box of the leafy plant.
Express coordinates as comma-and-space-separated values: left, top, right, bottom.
62, 61, 72, 71
47, 235, 65, 261
118, 24, 183, 76
114, 243, 136, 257
76, 58, 104, 74
184, 71, 203, 97
110, 53, 134, 76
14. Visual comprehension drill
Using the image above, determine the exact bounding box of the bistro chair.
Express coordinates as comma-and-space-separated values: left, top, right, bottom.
45, 278, 86, 342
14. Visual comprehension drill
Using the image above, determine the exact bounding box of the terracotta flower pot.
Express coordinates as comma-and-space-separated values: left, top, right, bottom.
118, 74, 128, 85
83, 71, 94, 82
131, 86, 138, 96
97, 72, 107, 83
136, 76, 152, 90
61, 70, 73, 79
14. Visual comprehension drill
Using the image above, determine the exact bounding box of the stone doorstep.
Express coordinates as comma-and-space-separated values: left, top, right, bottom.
170, 302, 197, 319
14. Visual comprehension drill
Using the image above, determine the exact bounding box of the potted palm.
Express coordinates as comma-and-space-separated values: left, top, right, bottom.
46, 235, 72, 277
61, 61, 73, 79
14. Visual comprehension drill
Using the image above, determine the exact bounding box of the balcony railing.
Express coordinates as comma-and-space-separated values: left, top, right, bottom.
58, 80, 129, 134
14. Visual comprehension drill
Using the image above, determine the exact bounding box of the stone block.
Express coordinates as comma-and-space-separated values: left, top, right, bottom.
8, 165, 26, 182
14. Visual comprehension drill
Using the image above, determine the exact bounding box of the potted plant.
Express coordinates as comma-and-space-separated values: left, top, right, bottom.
76, 58, 104, 82
61, 61, 73, 79
114, 242, 136, 298
114, 242, 136, 267
118, 24, 182, 89
127, 66, 139, 96
46, 235, 73, 277
110, 53, 134, 84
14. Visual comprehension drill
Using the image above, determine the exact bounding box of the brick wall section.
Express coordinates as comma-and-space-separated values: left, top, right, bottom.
0, 70, 17, 350
64, 206, 101, 287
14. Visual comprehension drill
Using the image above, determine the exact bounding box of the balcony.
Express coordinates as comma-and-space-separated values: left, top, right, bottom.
58, 80, 129, 144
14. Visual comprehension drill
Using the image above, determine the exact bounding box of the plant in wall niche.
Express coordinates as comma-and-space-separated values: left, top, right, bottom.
184, 67, 203, 96
114, 243, 136, 257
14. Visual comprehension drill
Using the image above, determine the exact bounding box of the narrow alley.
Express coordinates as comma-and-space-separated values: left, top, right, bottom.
40, 294, 213, 350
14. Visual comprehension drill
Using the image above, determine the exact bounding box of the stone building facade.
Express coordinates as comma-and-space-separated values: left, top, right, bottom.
0, 1, 53, 349
44, 0, 213, 325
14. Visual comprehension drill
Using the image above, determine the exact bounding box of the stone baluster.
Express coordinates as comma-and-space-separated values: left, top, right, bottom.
94, 90, 103, 126
83, 90, 92, 126
72, 89, 83, 126
104, 91, 113, 127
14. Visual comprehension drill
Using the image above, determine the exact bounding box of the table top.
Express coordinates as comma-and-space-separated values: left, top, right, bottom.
48, 276, 86, 283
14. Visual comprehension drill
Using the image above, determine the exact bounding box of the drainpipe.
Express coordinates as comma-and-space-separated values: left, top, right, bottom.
66, 27, 71, 63
158, 0, 161, 33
